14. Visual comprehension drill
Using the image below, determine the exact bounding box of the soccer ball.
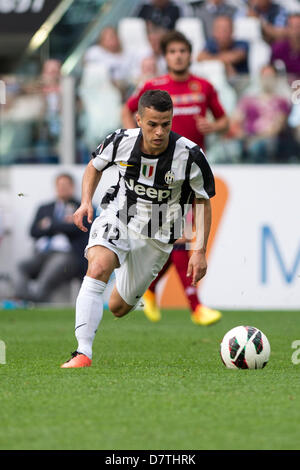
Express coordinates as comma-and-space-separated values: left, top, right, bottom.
220, 326, 271, 369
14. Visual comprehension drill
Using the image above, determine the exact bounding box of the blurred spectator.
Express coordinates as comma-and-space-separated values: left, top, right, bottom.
37, 59, 62, 159
229, 64, 291, 162
14, 174, 91, 303
0, 74, 45, 164
84, 26, 132, 96
197, 15, 249, 76
39, 59, 61, 94
131, 20, 167, 87
7, 59, 63, 164
135, 0, 189, 30
237, 0, 288, 43
288, 99, 300, 160
194, 0, 237, 39
271, 13, 300, 80
138, 55, 159, 85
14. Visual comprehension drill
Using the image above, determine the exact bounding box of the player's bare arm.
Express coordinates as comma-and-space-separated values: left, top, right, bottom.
187, 198, 212, 286
73, 160, 102, 232
195, 115, 229, 135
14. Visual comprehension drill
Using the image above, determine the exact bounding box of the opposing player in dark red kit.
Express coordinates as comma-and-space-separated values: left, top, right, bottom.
122, 31, 228, 325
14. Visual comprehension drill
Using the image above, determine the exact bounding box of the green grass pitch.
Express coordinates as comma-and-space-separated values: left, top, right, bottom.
0, 307, 300, 450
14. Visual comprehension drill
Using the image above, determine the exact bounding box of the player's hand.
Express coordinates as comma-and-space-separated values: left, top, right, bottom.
194, 116, 215, 135
174, 235, 189, 245
73, 202, 93, 232
186, 251, 207, 286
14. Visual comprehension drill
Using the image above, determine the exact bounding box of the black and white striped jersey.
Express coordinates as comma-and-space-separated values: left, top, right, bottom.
92, 128, 215, 244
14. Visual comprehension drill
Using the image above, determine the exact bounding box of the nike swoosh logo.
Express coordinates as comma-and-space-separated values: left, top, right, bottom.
119, 162, 134, 167
75, 323, 87, 331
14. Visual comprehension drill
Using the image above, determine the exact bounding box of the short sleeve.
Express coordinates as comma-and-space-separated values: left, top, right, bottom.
92, 132, 117, 171
189, 148, 215, 199
207, 82, 226, 120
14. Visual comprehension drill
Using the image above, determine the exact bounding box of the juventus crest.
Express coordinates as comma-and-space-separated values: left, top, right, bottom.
164, 170, 175, 185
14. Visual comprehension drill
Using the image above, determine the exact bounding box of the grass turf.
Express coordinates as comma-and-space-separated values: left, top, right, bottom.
0, 307, 300, 450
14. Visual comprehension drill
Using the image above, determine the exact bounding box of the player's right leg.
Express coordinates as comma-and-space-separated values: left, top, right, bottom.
61, 245, 119, 368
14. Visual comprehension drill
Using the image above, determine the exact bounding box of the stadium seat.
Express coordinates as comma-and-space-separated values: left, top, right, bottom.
233, 17, 262, 42
191, 60, 226, 87
118, 17, 150, 54
190, 60, 237, 114
175, 17, 206, 60
248, 40, 272, 77
276, 0, 300, 13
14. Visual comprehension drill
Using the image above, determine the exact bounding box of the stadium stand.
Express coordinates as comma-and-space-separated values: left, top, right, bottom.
233, 16, 262, 42
248, 39, 272, 76
118, 17, 150, 54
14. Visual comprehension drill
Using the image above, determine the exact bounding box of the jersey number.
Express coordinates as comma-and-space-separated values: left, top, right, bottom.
103, 223, 120, 246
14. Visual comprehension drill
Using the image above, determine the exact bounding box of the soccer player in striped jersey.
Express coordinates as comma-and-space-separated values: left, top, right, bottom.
122, 30, 226, 325
61, 90, 215, 368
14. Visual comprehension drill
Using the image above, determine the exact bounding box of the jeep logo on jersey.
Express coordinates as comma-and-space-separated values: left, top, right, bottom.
125, 179, 170, 202
141, 163, 154, 178
164, 171, 175, 185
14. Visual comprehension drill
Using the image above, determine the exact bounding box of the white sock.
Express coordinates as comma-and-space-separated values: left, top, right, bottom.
75, 276, 106, 359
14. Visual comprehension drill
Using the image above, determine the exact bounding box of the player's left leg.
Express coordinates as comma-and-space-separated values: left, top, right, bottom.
108, 285, 136, 317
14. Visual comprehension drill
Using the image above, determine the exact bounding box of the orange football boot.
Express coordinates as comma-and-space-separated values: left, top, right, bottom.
143, 289, 161, 322
191, 305, 222, 326
61, 351, 92, 368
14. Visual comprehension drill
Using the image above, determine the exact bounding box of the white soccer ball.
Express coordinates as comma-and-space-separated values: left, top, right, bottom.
220, 326, 271, 369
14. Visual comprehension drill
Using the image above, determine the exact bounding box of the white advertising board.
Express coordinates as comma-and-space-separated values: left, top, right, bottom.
201, 165, 300, 309
1, 164, 299, 309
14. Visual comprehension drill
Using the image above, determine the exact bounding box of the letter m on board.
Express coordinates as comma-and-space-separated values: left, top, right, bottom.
261, 225, 300, 284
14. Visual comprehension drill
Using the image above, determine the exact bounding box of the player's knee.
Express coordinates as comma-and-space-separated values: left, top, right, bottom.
86, 260, 111, 282
109, 298, 129, 317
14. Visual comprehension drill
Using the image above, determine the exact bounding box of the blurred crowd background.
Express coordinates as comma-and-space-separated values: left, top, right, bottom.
0, 0, 300, 167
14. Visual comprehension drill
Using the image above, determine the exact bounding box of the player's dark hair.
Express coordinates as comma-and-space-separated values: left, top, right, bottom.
138, 90, 173, 115
160, 30, 192, 56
